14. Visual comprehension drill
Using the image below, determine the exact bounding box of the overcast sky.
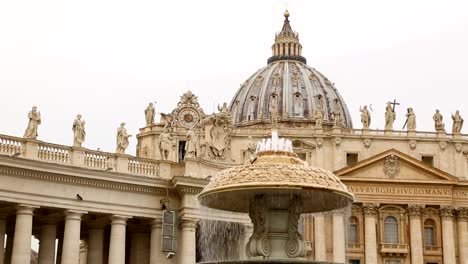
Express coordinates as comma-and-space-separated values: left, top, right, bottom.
1, 0, 468, 155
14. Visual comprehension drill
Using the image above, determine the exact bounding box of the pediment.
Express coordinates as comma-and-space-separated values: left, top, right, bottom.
335, 149, 458, 184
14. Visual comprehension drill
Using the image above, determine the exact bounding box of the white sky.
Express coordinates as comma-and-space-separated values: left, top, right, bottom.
1, 0, 468, 155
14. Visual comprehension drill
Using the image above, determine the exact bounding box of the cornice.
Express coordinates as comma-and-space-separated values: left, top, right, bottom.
0, 164, 177, 196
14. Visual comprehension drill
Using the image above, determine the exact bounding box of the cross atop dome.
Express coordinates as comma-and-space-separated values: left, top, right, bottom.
268, 10, 307, 64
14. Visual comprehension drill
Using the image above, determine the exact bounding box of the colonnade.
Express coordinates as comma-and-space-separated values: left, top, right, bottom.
0, 205, 198, 264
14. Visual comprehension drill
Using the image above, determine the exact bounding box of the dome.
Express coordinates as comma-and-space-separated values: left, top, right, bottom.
229, 12, 353, 128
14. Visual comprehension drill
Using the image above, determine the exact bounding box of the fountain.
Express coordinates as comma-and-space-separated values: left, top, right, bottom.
198, 130, 354, 264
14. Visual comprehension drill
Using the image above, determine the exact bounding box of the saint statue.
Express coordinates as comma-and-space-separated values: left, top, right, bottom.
72, 114, 86, 147
332, 99, 341, 128
314, 108, 323, 129
360, 105, 371, 129
270, 104, 278, 128
404, 108, 416, 131
385, 102, 396, 130
145, 102, 155, 126
218, 102, 230, 117
185, 129, 197, 159
116, 123, 132, 154
159, 129, 174, 160
245, 136, 256, 163
24, 106, 41, 139
452, 110, 464, 134
433, 109, 445, 132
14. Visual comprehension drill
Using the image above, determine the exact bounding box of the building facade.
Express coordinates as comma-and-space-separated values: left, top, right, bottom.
0, 11, 467, 264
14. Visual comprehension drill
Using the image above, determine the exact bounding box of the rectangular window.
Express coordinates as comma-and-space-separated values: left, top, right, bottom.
178, 141, 186, 163
421, 155, 434, 166
349, 260, 360, 264
346, 153, 358, 167
424, 227, 435, 246
348, 224, 358, 244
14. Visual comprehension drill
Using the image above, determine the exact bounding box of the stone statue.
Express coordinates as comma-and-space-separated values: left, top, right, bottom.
185, 129, 197, 159
145, 102, 155, 126
385, 102, 396, 130
160, 113, 175, 130
360, 105, 371, 129
24, 106, 41, 139
72, 114, 86, 147
270, 104, 278, 128
159, 129, 174, 160
404, 108, 416, 131
218, 102, 230, 117
433, 109, 445, 132
332, 99, 341, 128
314, 108, 323, 129
452, 110, 464, 134
245, 136, 256, 163
116, 123, 132, 154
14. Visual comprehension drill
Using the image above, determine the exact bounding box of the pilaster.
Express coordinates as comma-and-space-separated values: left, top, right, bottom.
440, 206, 456, 264
457, 208, 468, 264
362, 203, 378, 264
407, 204, 424, 264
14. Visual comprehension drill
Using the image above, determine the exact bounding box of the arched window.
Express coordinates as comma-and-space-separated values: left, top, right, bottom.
424, 219, 436, 246
384, 216, 399, 244
348, 216, 359, 244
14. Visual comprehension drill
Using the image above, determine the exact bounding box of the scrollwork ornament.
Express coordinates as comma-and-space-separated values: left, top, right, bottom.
316, 138, 323, 148
409, 140, 417, 150
439, 141, 448, 151
334, 137, 342, 147
363, 138, 371, 148
383, 154, 400, 179
286, 195, 307, 258
455, 143, 463, 153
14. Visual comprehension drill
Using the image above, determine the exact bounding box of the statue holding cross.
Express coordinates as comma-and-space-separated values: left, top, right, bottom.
385, 100, 399, 130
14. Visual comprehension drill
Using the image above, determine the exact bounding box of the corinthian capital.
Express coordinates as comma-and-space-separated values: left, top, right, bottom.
457, 208, 468, 222
362, 203, 379, 216
440, 206, 455, 219
407, 204, 424, 218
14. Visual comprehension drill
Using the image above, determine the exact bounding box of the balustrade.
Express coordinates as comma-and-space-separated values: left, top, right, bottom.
85, 151, 114, 170
38, 143, 70, 163
0, 135, 21, 155
128, 157, 159, 177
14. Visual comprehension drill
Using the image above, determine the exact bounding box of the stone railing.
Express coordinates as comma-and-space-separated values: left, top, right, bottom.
346, 243, 364, 251
379, 243, 409, 255
0, 134, 174, 178
85, 150, 115, 170
0, 135, 22, 155
128, 157, 159, 177
424, 245, 441, 252
38, 143, 70, 164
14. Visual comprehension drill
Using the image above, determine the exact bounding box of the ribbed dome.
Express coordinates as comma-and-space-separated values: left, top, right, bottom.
229, 12, 353, 128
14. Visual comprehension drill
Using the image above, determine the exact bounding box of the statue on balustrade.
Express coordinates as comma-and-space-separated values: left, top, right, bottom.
116, 123, 132, 154
385, 102, 396, 130
159, 129, 175, 160
452, 110, 464, 134
24, 106, 41, 139
185, 129, 198, 159
404, 108, 416, 131
145, 102, 155, 126
332, 98, 341, 128
433, 109, 445, 132
72, 114, 86, 147
360, 105, 371, 129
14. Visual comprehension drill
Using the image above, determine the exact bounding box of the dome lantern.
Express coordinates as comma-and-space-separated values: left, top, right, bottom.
268, 10, 306, 64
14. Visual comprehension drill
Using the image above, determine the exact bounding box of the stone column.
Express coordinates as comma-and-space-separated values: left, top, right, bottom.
178, 218, 197, 264
363, 203, 378, 264
108, 215, 129, 264
457, 208, 468, 264
440, 206, 456, 264
332, 212, 345, 263
0, 216, 6, 264
150, 219, 169, 264
87, 228, 105, 264
61, 210, 84, 264
38, 224, 57, 264
408, 205, 424, 264
314, 214, 326, 261
11, 205, 35, 264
